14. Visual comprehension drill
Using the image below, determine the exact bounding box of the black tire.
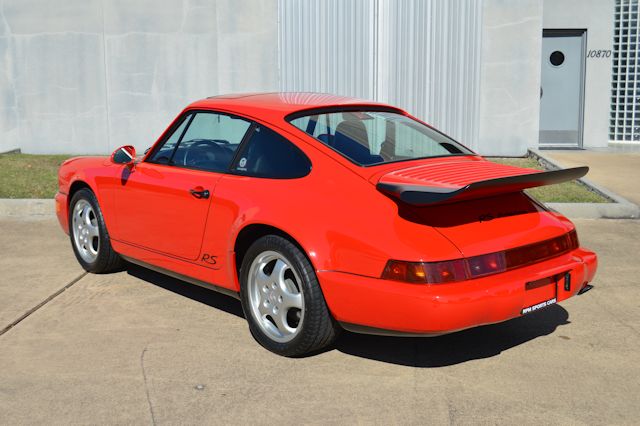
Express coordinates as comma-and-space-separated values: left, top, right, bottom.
68, 188, 124, 273
239, 235, 340, 357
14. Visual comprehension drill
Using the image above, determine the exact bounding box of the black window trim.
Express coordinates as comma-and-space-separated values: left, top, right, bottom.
284, 106, 477, 168
144, 108, 312, 179
227, 123, 313, 180
168, 112, 195, 163
145, 112, 192, 164
145, 109, 254, 174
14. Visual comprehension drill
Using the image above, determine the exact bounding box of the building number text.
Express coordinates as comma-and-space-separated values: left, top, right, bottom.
587, 49, 611, 58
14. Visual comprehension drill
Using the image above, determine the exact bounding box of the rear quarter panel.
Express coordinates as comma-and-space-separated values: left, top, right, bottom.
199, 127, 464, 291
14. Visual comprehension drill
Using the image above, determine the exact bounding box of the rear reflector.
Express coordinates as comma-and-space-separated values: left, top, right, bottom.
382, 230, 579, 284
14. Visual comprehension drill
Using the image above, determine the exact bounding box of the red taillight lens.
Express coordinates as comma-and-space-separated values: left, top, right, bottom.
382, 259, 467, 284
382, 260, 407, 281
504, 231, 576, 270
382, 261, 426, 283
568, 229, 579, 249
424, 259, 467, 283
382, 230, 580, 284
467, 252, 506, 278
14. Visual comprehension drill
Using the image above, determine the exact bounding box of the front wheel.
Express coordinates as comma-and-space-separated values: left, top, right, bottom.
68, 188, 124, 273
239, 235, 340, 357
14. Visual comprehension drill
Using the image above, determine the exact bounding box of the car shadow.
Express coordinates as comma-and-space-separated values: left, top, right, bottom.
125, 263, 569, 367
334, 304, 570, 367
125, 263, 245, 319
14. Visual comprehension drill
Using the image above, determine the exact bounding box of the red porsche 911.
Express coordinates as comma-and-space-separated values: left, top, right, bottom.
56, 93, 597, 356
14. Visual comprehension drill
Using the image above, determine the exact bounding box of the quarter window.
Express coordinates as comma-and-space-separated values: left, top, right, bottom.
231, 125, 311, 178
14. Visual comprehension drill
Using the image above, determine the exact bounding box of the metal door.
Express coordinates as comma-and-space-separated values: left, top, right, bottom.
114, 163, 220, 261
539, 29, 586, 148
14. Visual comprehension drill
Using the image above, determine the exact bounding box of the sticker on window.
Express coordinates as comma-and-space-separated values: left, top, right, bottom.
237, 157, 248, 171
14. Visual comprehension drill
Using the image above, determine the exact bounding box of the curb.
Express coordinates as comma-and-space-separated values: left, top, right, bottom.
1, 150, 638, 221
0, 199, 55, 218
0, 148, 21, 155
529, 149, 640, 219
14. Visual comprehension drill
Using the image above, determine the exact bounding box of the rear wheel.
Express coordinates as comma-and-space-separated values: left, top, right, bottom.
69, 188, 123, 273
239, 235, 339, 356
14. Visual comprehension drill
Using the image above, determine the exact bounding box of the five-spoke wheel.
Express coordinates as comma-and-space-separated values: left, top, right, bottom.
239, 235, 339, 356
72, 199, 100, 263
68, 188, 123, 273
247, 251, 305, 343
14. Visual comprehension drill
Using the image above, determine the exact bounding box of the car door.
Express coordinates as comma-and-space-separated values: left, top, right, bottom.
114, 111, 252, 260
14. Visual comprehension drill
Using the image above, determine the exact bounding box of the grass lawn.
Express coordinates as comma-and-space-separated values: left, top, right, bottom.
489, 157, 610, 203
0, 152, 610, 203
0, 153, 71, 198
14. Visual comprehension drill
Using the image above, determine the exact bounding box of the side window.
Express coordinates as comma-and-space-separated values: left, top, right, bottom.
232, 125, 311, 179
148, 112, 251, 173
148, 114, 191, 164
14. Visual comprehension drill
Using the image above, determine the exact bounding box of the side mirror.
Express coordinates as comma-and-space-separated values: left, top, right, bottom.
111, 145, 136, 165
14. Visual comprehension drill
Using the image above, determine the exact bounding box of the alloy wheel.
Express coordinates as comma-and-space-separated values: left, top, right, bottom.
72, 199, 100, 263
247, 251, 305, 343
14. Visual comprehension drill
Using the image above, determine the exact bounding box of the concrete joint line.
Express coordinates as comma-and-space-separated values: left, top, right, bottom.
0, 272, 88, 337
140, 346, 158, 426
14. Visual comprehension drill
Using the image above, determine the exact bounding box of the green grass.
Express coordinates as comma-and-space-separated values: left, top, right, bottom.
0, 152, 611, 203
488, 157, 610, 203
0, 153, 71, 198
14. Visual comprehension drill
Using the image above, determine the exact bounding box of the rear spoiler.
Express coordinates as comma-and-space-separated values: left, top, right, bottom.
377, 166, 589, 206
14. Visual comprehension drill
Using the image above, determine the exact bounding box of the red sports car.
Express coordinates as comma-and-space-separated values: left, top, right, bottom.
56, 93, 597, 356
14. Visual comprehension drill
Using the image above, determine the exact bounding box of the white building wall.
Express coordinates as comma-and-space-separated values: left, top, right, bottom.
280, 0, 545, 155
1, 0, 569, 156
279, 0, 484, 150
543, 0, 614, 148
278, 0, 378, 100
478, 0, 543, 156
376, 0, 484, 151
0, 0, 279, 155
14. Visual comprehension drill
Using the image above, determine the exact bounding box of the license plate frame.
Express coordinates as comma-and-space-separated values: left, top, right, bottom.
521, 272, 565, 315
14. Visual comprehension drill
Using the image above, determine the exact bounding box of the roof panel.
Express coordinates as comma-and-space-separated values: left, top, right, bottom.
188, 92, 392, 117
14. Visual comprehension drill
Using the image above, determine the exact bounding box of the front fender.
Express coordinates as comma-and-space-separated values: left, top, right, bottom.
57, 156, 119, 236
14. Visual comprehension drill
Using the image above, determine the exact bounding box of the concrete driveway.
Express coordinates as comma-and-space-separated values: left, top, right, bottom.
1, 217, 639, 424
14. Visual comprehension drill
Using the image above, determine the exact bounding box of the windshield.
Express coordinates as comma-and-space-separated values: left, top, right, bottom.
288, 110, 473, 166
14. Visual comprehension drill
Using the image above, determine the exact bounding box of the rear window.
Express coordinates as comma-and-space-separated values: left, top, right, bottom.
288, 110, 473, 166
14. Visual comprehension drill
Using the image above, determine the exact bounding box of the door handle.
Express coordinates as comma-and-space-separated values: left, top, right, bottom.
189, 188, 210, 199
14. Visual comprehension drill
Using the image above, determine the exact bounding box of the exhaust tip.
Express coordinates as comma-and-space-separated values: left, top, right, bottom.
578, 283, 594, 295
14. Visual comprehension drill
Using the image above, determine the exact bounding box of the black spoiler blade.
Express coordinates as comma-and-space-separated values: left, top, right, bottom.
377, 166, 589, 206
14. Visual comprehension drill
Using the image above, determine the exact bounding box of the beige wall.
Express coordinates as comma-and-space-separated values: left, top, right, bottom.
543, 0, 614, 148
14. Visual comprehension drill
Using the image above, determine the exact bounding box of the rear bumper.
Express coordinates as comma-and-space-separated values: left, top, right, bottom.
55, 191, 69, 234
318, 248, 597, 335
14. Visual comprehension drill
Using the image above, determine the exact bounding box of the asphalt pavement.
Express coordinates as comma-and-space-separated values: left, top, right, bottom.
1, 217, 639, 424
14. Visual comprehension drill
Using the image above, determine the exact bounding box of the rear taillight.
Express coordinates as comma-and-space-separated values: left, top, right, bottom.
467, 252, 506, 278
382, 230, 580, 284
382, 259, 467, 284
568, 229, 579, 248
